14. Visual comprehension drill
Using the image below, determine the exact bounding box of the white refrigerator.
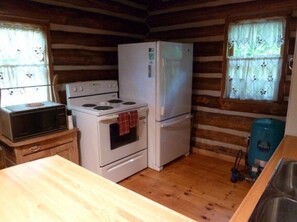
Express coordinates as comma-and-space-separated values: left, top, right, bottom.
118, 41, 193, 171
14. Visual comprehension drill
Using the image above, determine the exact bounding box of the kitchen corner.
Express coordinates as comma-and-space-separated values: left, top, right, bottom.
230, 135, 297, 222
0, 155, 195, 222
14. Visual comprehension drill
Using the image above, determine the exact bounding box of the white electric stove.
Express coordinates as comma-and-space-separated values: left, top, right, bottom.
66, 80, 148, 182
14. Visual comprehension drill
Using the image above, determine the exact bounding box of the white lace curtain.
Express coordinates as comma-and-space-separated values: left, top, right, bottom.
225, 18, 286, 101
0, 22, 50, 107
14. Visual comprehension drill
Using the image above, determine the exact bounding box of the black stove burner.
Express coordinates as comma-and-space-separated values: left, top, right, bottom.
82, 104, 97, 107
123, 102, 136, 105
108, 99, 123, 103
93, 106, 113, 110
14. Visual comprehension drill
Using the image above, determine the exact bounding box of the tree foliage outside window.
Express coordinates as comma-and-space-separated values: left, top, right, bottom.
0, 21, 51, 107
224, 18, 286, 101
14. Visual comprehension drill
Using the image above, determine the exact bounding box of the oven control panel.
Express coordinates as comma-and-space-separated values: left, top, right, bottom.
66, 80, 118, 98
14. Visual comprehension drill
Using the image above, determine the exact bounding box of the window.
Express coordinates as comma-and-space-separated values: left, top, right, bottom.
0, 21, 51, 107
224, 17, 286, 101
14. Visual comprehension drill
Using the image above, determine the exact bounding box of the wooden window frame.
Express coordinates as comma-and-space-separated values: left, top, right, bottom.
221, 15, 290, 107
0, 15, 54, 101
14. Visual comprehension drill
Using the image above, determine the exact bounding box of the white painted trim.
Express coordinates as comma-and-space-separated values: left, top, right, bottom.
193, 73, 222, 78
193, 105, 286, 121
192, 137, 246, 151
53, 65, 117, 71
30, 0, 146, 22
192, 90, 221, 97
150, 19, 224, 32
50, 24, 145, 39
149, 0, 255, 15
192, 123, 250, 137
194, 56, 223, 62
51, 44, 117, 52
285, 31, 297, 136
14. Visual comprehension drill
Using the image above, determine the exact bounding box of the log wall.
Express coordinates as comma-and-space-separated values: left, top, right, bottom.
0, 0, 148, 103
147, 0, 297, 159
2, 0, 297, 160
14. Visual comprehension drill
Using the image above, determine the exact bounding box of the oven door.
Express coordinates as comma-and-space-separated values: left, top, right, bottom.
97, 107, 148, 166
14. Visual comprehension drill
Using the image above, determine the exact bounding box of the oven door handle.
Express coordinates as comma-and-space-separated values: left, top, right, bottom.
98, 114, 119, 122
98, 107, 148, 123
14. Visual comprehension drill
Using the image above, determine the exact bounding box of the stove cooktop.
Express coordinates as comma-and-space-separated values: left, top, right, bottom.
68, 96, 147, 116
66, 80, 147, 116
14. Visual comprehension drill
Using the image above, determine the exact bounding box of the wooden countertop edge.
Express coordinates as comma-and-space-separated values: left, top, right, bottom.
0, 128, 78, 147
230, 135, 297, 222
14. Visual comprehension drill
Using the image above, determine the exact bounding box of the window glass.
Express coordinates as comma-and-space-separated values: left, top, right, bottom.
0, 21, 51, 107
224, 18, 286, 101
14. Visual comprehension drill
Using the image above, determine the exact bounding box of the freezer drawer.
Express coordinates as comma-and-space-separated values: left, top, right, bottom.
156, 114, 192, 168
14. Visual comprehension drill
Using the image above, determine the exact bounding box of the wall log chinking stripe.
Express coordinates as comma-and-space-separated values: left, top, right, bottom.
1, 0, 297, 160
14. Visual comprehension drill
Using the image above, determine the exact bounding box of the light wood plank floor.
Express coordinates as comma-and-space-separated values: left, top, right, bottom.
119, 153, 252, 222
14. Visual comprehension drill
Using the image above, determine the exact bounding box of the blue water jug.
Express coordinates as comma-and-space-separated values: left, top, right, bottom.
248, 118, 285, 167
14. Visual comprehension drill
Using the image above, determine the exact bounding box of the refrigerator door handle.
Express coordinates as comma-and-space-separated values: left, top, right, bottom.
160, 114, 192, 128
161, 58, 166, 116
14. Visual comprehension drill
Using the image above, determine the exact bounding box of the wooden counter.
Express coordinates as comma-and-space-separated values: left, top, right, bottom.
0, 155, 196, 222
230, 135, 297, 222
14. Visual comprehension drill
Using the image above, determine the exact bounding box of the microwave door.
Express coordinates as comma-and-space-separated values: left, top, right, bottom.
6, 106, 66, 141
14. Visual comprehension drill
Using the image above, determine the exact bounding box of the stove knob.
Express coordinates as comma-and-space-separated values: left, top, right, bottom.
108, 84, 112, 88
79, 86, 83, 91
112, 83, 116, 88
73, 87, 77, 92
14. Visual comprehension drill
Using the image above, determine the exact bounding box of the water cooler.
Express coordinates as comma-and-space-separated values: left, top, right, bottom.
248, 118, 285, 176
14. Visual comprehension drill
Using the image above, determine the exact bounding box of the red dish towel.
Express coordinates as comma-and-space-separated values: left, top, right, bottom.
129, 110, 138, 128
118, 112, 130, 136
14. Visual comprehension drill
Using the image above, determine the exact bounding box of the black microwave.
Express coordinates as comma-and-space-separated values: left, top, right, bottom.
0, 101, 67, 142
